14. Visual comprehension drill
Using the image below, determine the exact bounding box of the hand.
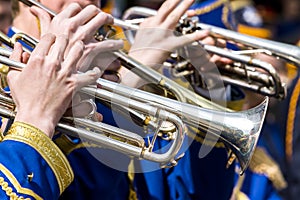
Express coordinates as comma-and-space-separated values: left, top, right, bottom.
7, 34, 101, 138
128, 0, 210, 67
30, 3, 124, 73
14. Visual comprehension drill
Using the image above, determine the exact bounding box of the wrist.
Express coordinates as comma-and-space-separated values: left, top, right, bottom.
15, 111, 55, 138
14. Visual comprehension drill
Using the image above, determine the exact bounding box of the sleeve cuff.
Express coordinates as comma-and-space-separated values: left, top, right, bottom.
4, 121, 74, 194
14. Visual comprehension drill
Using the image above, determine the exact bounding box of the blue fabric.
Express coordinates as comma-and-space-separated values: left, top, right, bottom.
0, 140, 60, 199
59, 147, 130, 200
239, 171, 282, 200
189, 0, 237, 30
58, 102, 134, 199
134, 135, 235, 200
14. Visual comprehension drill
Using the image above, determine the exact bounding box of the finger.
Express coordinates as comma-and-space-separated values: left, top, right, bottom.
70, 5, 100, 27
186, 9, 197, 17
210, 54, 232, 65
61, 40, 84, 74
7, 42, 24, 84
75, 67, 101, 90
156, 0, 182, 22
105, 60, 121, 71
80, 12, 114, 41
86, 39, 123, 53
94, 112, 103, 122
201, 36, 216, 46
30, 33, 56, 58
163, 0, 195, 28
48, 34, 68, 64
30, 6, 52, 36
101, 74, 120, 83
56, 3, 82, 19
21, 52, 30, 64
176, 29, 209, 47
10, 42, 23, 62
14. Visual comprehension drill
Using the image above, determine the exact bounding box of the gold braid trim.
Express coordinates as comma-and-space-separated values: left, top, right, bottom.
0, 164, 40, 200
286, 77, 300, 161
249, 147, 287, 191
4, 122, 74, 194
127, 160, 138, 200
192, 0, 234, 30
193, 0, 228, 16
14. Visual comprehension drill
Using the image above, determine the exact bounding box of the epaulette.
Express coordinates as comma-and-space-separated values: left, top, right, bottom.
249, 147, 287, 191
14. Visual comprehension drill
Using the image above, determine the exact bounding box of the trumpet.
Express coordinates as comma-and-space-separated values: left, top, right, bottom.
16, 0, 230, 111
0, 49, 268, 174
120, 6, 294, 100
8, 0, 270, 173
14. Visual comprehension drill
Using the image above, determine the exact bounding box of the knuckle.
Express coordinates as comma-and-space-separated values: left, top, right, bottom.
67, 21, 77, 34
32, 55, 45, 64
86, 4, 100, 14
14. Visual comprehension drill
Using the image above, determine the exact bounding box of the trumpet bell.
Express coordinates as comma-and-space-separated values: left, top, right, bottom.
81, 81, 269, 175
220, 97, 269, 174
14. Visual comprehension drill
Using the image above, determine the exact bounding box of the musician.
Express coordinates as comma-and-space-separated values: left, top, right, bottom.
0, 29, 101, 199
8, 0, 214, 199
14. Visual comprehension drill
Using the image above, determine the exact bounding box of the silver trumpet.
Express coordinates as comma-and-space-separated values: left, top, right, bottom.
0, 49, 268, 174
16, 0, 230, 111
120, 6, 296, 100
8, 0, 270, 173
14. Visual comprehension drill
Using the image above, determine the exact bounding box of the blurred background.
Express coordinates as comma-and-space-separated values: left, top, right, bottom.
2, 0, 299, 44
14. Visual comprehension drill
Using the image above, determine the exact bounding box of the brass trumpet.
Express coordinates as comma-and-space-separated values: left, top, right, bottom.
121, 6, 294, 100
7, 0, 270, 173
0, 49, 268, 174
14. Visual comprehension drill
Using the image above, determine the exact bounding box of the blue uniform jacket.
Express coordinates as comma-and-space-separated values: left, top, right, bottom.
0, 122, 73, 200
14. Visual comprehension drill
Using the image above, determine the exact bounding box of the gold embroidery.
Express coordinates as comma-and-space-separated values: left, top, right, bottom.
286, 77, 300, 161
192, 0, 234, 30
127, 160, 138, 200
231, 170, 250, 200
4, 122, 74, 194
193, 0, 228, 16
221, 1, 235, 30
0, 164, 40, 199
249, 147, 287, 191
